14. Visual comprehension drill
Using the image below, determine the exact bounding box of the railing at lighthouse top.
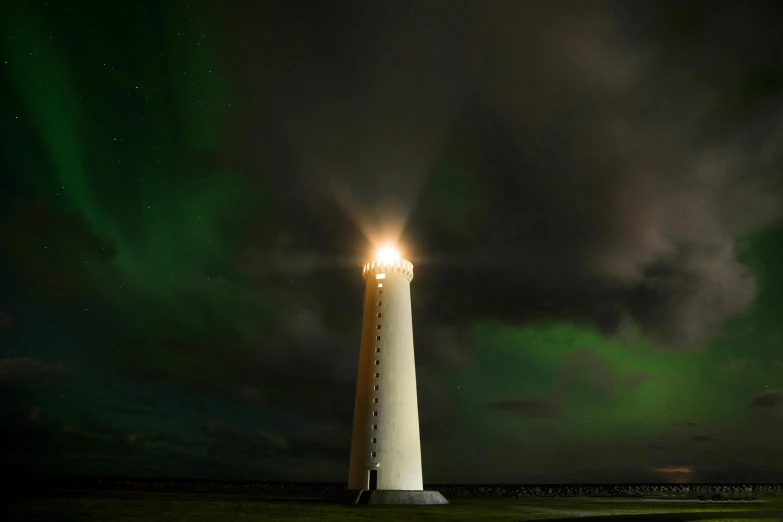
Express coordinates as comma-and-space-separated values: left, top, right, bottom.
361, 245, 414, 282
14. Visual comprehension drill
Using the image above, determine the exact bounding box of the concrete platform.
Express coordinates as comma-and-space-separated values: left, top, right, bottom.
366, 490, 449, 505
327, 489, 449, 505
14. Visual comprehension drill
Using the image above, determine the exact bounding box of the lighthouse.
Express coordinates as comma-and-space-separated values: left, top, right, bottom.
345, 244, 448, 505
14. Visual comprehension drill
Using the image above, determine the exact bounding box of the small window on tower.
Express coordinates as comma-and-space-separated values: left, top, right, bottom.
376, 274, 385, 279
376, 335, 381, 341
375, 348, 380, 353
378, 290, 383, 295
377, 283, 383, 288
378, 302, 382, 306
375, 360, 380, 365
374, 373, 379, 378
373, 385, 379, 390
373, 411, 378, 417
372, 437, 377, 443
372, 424, 378, 430
371, 451, 377, 457
376, 324, 381, 329
373, 398, 378, 403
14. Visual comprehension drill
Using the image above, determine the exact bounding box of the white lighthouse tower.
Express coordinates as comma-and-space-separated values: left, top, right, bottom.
345, 244, 448, 505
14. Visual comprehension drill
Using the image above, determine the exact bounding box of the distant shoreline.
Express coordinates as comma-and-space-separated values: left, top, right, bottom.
8, 477, 783, 500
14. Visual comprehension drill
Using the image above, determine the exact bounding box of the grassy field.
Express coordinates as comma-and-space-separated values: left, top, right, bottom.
8, 491, 783, 522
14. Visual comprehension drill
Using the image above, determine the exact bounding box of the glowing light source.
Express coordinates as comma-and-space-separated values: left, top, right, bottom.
375, 243, 401, 262
376, 274, 386, 279
653, 466, 693, 474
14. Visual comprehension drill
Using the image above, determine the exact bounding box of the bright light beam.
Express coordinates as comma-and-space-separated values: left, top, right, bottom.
375, 243, 401, 262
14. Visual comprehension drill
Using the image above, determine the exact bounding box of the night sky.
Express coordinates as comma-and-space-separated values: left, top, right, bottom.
2, 0, 783, 485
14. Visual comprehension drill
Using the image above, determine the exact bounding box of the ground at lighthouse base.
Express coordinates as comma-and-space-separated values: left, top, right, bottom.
9, 489, 783, 521
328, 488, 449, 504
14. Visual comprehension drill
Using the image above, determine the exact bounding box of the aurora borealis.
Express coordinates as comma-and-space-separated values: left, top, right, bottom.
1, 0, 782, 484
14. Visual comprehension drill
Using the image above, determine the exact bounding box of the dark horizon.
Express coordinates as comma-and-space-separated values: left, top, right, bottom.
12, 474, 783, 487
2, 0, 783, 484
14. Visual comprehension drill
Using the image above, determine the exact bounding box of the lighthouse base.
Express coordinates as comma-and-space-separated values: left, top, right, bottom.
328, 489, 449, 505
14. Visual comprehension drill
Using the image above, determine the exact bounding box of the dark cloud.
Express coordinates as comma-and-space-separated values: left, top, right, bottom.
146, 430, 190, 447
723, 358, 751, 375
101, 384, 162, 411
0, 311, 12, 333
200, 421, 347, 466
486, 396, 561, 418
0, 357, 68, 385
212, 0, 783, 355
696, 462, 783, 483
689, 435, 721, 444
531, 425, 560, 439
0, 405, 146, 476
361, 3, 779, 350
558, 348, 615, 397
749, 389, 783, 410
201, 421, 290, 461
81, 417, 126, 438
671, 421, 699, 428
625, 371, 649, 391
1, 396, 314, 480
107, 309, 359, 425
134, 396, 159, 409
415, 326, 475, 371
104, 405, 161, 417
